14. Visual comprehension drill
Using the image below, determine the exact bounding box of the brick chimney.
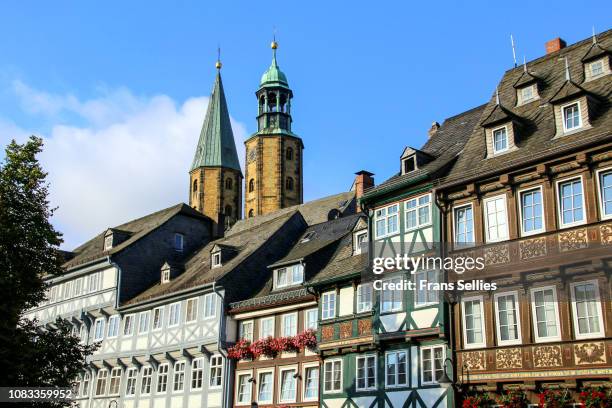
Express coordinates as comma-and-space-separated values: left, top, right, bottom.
428, 121, 440, 138
354, 170, 374, 212
545, 37, 566, 54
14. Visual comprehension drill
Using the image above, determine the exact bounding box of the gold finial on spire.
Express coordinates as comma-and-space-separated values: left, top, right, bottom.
271, 40, 278, 49
216, 47, 222, 70
271, 26, 278, 49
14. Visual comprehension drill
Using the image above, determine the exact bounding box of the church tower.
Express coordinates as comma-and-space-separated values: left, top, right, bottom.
190, 58, 243, 237
244, 40, 304, 218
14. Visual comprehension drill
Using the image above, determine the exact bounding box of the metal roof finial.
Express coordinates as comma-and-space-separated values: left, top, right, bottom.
215, 46, 222, 70
510, 34, 517, 68
523, 55, 527, 73
564, 56, 571, 81
495, 87, 500, 105
592, 26, 597, 44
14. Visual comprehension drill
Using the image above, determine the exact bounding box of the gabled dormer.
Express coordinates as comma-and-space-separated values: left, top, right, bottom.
581, 40, 611, 82
480, 103, 522, 157
160, 261, 182, 284
210, 243, 238, 269
352, 217, 368, 255
513, 67, 541, 106
400, 147, 434, 175
103, 228, 131, 251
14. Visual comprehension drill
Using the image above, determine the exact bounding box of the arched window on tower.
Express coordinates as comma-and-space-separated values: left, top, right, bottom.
225, 177, 233, 190
286, 147, 293, 160
248, 209, 254, 218
249, 179, 255, 193
193, 179, 198, 192
225, 205, 232, 217
286, 177, 294, 191
269, 93, 277, 112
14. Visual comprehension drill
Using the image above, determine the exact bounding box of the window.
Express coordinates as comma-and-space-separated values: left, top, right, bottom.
494, 292, 521, 345
405, 194, 431, 230
93, 318, 105, 341
375, 204, 399, 238
403, 156, 416, 174
323, 359, 342, 393
204, 293, 216, 319
88, 273, 100, 292
108, 367, 121, 395
174, 233, 184, 251
286, 147, 294, 160
492, 126, 509, 154
138, 311, 150, 334
385, 350, 408, 388
248, 179, 255, 193
421, 346, 445, 385
519, 187, 544, 235
161, 268, 170, 283
141, 366, 153, 394
168, 302, 181, 327
157, 364, 169, 393
305, 309, 318, 330
225, 177, 233, 190
282, 313, 298, 337
95, 369, 108, 396
286, 177, 294, 191
558, 177, 585, 227
73, 278, 82, 296
107, 315, 120, 338
598, 169, 612, 219
239, 321, 253, 342
190, 358, 204, 390
354, 230, 368, 254
173, 361, 185, 392
589, 60, 604, 77
82, 373, 90, 396
123, 314, 134, 335
484, 195, 509, 242
462, 296, 485, 348
322, 291, 336, 320
357, 283, 373, 313
356, 354, 376, 390
303, 366, 319, 401
185, 298, 198, 323
531, 286, 561, 342
152, 307, 164, 330
257, 371, 273, 403
381, 277, 403, 313
571, 280, 604, 339
521, 85, 534, 103
209, 356, 223, 388
104, 235, 113, 251
236, 373, 252, 405
211, 252, 222, 268
248, 209, 254, 218
454, 205, 474, 244
260, 317, 274, 339
279, 368, 297, 402
415, 270, 438, 306
562, 102, 582, 132
126, 368, 137, 396
192, 179, 198, 192
275, 264, 304, 289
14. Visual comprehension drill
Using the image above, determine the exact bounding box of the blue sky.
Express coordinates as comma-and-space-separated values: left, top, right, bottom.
0, 1, 609, 248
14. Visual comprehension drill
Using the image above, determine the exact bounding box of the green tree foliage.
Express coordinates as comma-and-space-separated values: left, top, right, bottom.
0, 136, 97, 405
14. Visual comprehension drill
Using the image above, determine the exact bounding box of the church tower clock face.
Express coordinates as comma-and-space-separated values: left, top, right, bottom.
247, 148, 257, 163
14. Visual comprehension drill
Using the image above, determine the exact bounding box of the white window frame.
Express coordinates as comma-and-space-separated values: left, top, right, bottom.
125, 367, 138, 396
374, 203, 399, 239
256, 368, 274, 404
173, 361, 186, 393
168, 302, 181, 327
355, 354, 377, 391
123, 314, 135, 336
82, 372, 90, 397
274, 264, 304, 289
385, 349, 408, 388
321, 291, 336, 320
356, 283, 373, 313
138, 311, 150, 335
203, 293, 216, 319
156, 363, 169, 394
453, 203, 474, 245
561, 101, 583, 132
152, 307, 164, 331
462, 295, 486, 349
278, 366, 298, 403
211, 251, 222, 268
589, 59, 605, 78
108, 367, 122, 396
483, 194, 509, 243
404, 193, 432, 231
493, 291, 522, 346
259, 316, 275, 339
530, 285, 562, 343
521, 85, 535, 103
281, 312, 298, 337
353, 230, 368, 254
239, 320, 254, 342
141, 366, 153, 395
209, 355, 223, 389
570, 280, 605, 340
596, 167, 612, 221
235, 371, 253, 406
414, 270, 439, 307
93, 317, 105, 342
556, 175, 587, 229
518, 186, 546, 236
302, 363, 319, 402
95, 369, 108, 396
107, 315, 120, 338
323, 358, 343, 394
305, 308, 318, 330
191, 357, 205, 390
492, 125, 509, 154
380, 277, 403, 313
185, 297, 198, 323
421, 345, 445, 385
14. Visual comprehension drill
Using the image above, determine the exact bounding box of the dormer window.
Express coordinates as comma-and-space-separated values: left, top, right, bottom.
301, 231, 315, 243
493, 126, 509, 154
161, 268, 170, 283
562, 102, 582, 132
353, 230, 368, 255
174, 233, 184, 252
589, 60, 604, 78
403, 156, 416, 174
104, 234, 113, 251
520, 85, 534, 103
211, 251, 222, 268
274, 264, 304, 289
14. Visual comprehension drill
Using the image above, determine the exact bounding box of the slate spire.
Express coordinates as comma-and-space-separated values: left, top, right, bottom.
191, 68, 241, 172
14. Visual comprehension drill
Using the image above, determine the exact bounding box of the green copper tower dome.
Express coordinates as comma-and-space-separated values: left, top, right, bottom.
259, 41, 289, 89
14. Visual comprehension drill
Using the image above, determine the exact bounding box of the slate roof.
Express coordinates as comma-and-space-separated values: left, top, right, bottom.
190, 72, 242, 172
63, 203, 209, 271
361, 103, 486, 201
441, 29, 612, 187
308, 234, 369, 286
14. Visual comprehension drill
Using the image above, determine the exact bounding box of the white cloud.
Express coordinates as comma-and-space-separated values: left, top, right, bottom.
6, 81, 247, 249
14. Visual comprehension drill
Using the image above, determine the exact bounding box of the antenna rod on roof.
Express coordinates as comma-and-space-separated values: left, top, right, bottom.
564, 56, 571, 81
592, 25, 597, 44
510, 34, 517, 67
